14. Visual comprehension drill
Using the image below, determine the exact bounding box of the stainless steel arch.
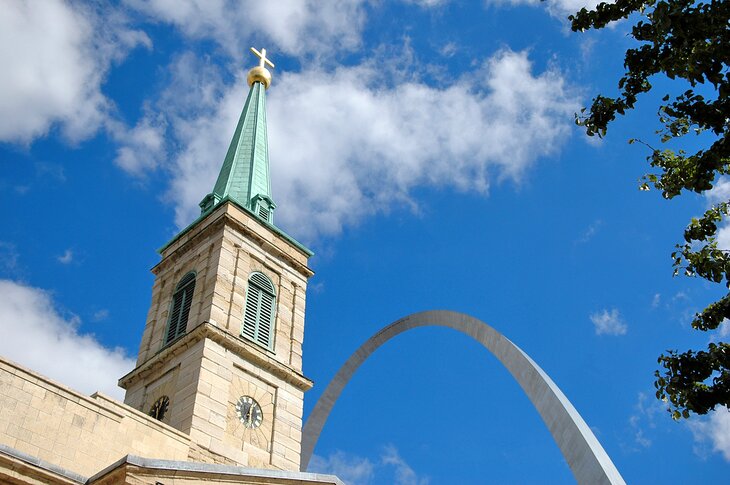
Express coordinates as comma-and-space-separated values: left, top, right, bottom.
301, 310, 626, 485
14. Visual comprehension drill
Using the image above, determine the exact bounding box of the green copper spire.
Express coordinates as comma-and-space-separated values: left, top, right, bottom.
200, 47, 276, 224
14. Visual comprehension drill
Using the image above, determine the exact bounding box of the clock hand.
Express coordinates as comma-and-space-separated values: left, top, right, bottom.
245, 404, 252, 423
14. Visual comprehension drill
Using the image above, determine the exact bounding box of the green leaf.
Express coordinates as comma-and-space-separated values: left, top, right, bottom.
573, 0, 730, 419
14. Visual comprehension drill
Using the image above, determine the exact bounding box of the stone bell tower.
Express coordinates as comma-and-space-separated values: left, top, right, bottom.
119, 48, 314, 471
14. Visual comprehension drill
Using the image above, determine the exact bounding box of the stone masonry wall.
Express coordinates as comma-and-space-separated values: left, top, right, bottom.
0, 357, 192, 478
186, 338, 305, 472
216, 223, 309, 372
121, 201, 311, 471
134, 202, 310, 374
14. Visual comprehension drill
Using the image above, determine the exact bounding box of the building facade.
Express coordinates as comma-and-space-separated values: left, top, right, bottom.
0, 49, 342, 485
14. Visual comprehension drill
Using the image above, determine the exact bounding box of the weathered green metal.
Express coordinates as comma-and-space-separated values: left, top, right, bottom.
200, 81, 276, 222
162, 70, 313, 257
158, 195, 313, 257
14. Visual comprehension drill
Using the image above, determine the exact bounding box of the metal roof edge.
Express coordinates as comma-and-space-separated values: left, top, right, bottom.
157, 197, 312, 257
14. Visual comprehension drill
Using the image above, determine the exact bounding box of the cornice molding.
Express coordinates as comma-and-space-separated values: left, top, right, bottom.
119, 322, 313, 392
153, 203, 313, 279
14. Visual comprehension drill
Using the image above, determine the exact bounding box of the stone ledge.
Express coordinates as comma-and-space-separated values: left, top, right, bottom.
120, 322, 313, 392
154, 200, 313, 278
88, 454, 344, 485
0, 443, 86, 484
0, 357, 124, 422
0, 446, 344, 485
90, 392, 191, 443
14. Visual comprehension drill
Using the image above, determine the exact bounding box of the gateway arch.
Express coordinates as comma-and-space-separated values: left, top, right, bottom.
301, 310, 626, 485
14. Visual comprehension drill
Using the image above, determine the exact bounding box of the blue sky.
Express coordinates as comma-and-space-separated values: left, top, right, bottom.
0, 1, 728, 484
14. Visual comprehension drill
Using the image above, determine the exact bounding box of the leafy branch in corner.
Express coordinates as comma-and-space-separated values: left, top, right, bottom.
570, 0, 729, 418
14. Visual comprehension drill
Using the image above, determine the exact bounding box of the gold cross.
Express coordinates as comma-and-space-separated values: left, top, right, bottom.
250, 47, 275, 69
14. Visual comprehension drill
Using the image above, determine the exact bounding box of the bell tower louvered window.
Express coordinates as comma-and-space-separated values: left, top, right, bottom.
242, 272, 276, 350
251, 195, 275, 224
165, 272, 196, 345
258, 203, 270, 222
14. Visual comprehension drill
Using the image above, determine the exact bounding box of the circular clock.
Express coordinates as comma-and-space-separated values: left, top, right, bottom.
235, 395, 263, 429
149, 395, 169, 421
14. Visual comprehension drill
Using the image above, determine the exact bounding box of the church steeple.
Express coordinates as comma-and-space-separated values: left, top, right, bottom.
122, 48, 314, 473
200, 47, 276, 224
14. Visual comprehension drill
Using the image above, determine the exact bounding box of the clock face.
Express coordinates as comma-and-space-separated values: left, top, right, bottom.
149, 395, 169, 421
235, 395, 263, 429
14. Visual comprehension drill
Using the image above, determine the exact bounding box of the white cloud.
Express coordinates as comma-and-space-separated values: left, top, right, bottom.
486, 0, 605, 20
93, 309, 111, 322
439, 42, 458, 58
126, 0, 366, 57
705, 177, 730, 206
651, 293, 661, 308
590, 308, 628, 336
35, 162, 67, 183
632, 427, 652, 448
57, 249, 74, 265
112, 111, 168, 175
0, 242, 20, 275
310, 451, 375, 485
717, 320, 730, 338
689, 406, 730, 462
709, 319, 730, 343
404, 0, 449, 7
716, 225, 730, 251
381, 445, 429, 485
626, 392, 663, 451
576, 219, 602, 244
705, 177, 730, 250
0, 280, 134, 400
138, 49, 578, 240
0, 0, 150, 144
310, 446, 427, 485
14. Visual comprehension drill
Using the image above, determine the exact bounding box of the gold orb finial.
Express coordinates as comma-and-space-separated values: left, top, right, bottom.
248, 47, 275, 89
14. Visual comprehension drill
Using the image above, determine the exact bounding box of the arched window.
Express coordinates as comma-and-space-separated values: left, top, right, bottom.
165, 272, 196, 345
242, 272, 276, 349
148, 395, 170, 421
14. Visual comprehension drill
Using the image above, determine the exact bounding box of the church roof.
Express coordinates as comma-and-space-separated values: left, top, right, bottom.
162, 48, 312, 257
199, 47, 277, 224
212, 82, 273, 210
0, 445, 344, 485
